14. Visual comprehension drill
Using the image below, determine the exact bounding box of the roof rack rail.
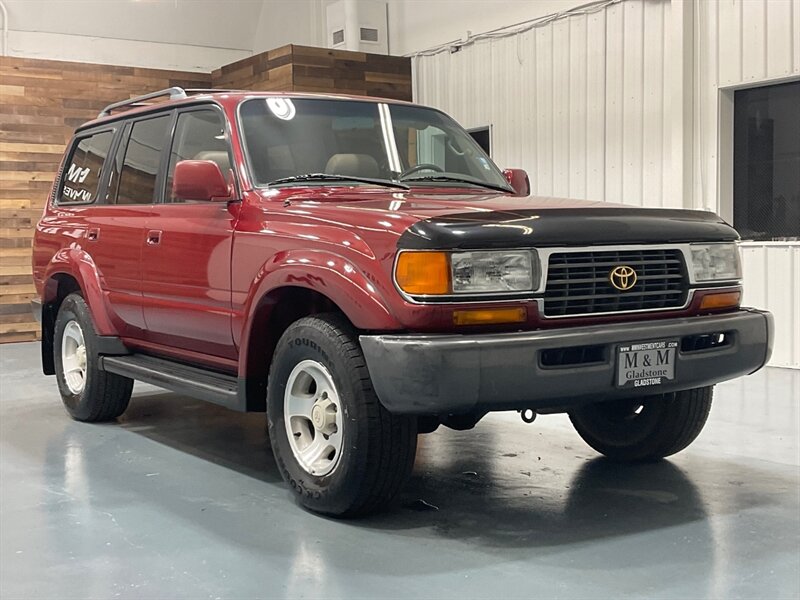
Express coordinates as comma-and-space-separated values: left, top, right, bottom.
98, 87, 188, 118
184, 88, 240, 95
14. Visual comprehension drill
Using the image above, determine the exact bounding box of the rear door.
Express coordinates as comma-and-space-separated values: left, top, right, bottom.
82, 112, 174, 336
43, 127, 146, 336
140, 105, 239, 360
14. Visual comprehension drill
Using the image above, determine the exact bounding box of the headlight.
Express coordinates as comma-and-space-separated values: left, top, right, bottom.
452, 250, 536, 293
395, 250, 538, 296
690, 243, 741, 282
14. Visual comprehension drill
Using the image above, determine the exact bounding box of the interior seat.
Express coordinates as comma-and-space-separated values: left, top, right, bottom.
324, 153, 379, 178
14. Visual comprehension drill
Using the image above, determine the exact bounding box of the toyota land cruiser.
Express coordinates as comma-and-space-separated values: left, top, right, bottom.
32, 88, 773, 516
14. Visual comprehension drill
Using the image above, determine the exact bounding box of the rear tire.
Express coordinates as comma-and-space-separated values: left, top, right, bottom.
54, 293, 133, 422
568, 386, 713, 461
267, 313, 417, 517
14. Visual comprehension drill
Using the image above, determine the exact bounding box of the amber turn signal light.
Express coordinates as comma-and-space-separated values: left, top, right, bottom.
395, 251, 450, 295
699, 290, 741, 311
452, 307, 527, 326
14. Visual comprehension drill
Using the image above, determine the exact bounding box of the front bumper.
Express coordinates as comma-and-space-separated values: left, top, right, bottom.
359, 309, 774, 415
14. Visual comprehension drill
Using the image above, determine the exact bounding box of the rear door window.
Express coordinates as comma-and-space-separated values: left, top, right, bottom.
59, 130, 114, 204
114, 114, 172, 205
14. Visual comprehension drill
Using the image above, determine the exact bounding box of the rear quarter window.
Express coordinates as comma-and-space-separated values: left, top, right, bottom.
59, 130, 114, 204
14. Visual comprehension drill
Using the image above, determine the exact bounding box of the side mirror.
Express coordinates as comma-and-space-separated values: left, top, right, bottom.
502, 168, 530, 197
173, 160, 232, 202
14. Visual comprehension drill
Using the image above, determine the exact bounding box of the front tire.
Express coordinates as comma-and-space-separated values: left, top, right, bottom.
54, 293, 133, 422
568, 386, 713, 461
267, 314, 417, 517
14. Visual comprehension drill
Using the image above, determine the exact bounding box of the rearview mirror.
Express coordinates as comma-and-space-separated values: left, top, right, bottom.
502, 168, 530, 197
173, 160, 232, 202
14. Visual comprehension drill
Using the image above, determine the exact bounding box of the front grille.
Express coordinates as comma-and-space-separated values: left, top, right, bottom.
543, 248, 689, 317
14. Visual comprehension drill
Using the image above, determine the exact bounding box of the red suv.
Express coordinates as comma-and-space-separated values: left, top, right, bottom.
32, 88, 773, 516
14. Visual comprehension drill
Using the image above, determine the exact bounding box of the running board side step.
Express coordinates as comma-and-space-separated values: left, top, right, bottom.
100, 354, 244, 411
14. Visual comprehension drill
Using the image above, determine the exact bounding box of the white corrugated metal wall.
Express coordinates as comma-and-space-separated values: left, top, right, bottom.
695, 0, 800, 368
412, 0, 799, 368
413, 0, 676, 207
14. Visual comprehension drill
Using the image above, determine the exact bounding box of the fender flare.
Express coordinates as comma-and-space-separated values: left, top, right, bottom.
42, 246, 117, 336
237, 248, 401, 377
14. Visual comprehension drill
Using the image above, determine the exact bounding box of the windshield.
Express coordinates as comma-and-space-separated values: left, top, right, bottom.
239, 97, 511, 191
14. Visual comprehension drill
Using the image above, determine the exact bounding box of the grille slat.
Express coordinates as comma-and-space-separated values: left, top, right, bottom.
548, 259, 683, 269
543, 248, 689, 317
548, 274, 684, 285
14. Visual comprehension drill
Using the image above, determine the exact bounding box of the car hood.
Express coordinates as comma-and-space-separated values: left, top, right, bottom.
258, 188, 739, 248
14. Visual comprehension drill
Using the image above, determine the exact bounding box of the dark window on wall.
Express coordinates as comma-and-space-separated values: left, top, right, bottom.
733, 81, 800, 241
59, 130, 114, 204
114, 114, 171, 205
468, 127, 491, 156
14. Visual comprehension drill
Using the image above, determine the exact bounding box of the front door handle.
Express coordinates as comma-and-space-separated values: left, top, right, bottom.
86, 228, 99, 242
146, 230, 162, 245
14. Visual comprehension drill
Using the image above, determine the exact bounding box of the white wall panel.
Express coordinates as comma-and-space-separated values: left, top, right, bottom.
741, 244, 800, 369
586, 10, 607, 201
604, 1, 626, 203
536, 25, 555, 195
414, 0, 671, 206
568, 15, 588, 200
766, 0, 795, 78
643, 0, 666, 207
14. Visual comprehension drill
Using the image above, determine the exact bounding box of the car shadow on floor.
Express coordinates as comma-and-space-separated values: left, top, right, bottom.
116, 389, 283, 485
112, 390, 791, 549
8, 386, 793, 567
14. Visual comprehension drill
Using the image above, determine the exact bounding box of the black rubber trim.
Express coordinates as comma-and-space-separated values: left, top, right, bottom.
95, 336, 130, 356
747, 308, 774, 373
30, 299, 42, 323
100, 354, 245, 411
360, 309, 772, 415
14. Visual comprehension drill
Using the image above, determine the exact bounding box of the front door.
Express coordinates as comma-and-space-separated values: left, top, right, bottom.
141, 106, 238, 360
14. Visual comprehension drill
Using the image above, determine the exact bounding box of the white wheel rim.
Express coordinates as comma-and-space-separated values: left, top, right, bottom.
61, 320, 87, 395
284, 360, 344, 477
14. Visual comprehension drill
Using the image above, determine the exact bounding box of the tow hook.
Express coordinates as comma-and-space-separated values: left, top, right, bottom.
519, 408, 537, 424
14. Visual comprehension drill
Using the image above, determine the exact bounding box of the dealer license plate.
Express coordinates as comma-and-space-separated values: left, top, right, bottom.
616, 339, 678, 388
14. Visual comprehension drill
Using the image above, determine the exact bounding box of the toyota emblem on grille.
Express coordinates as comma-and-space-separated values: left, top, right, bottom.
609, 265, 637, 291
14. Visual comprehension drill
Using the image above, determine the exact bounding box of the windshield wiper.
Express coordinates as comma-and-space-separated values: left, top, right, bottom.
400, 174, 512, 194
267, 173, 409, 190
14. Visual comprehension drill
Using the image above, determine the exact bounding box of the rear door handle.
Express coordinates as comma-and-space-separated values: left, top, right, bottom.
146, 230, 162, 246
86, 228, 99, 242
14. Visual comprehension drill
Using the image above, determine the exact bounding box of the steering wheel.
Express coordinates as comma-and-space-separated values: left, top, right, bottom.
399, 163, 444, 178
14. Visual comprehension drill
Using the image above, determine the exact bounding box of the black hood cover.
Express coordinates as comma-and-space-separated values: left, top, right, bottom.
398, 207, 739, 249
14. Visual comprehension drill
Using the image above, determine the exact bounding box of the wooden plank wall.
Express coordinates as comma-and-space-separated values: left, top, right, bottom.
212, 44, 412, 100
0, 46, 411, 344
211, 45, 294, 90
0, 57, 210, 343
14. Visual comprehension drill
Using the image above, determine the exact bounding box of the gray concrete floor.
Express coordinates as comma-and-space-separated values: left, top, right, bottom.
1, 341, 798, 600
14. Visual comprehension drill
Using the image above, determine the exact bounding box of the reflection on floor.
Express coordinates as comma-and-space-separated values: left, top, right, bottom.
1, 341, 798, 599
